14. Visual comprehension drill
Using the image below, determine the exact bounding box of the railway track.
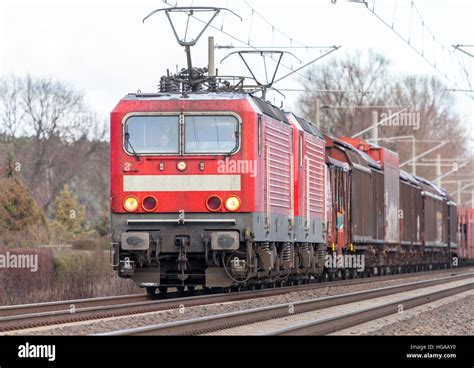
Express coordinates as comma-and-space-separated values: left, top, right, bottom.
97, 272, 474, 336
0, 293, 148, 318
265, 282, 473, 336
1, 267, 471, 333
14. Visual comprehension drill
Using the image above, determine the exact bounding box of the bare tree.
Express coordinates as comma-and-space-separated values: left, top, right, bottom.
298, 50, 392, 136
388, 76, 468, 173
297, 50, 471, 189
0, 75, 106, 213
0, 76, 24, 140
18, 76, 89, 208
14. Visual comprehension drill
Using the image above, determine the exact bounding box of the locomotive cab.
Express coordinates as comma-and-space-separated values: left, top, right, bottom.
110, 93, 258, 291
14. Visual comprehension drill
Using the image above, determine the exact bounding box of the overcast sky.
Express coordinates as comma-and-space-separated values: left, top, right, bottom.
0, 0, 472, 142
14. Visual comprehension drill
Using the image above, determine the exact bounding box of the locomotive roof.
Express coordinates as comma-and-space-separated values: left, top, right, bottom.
294, 115, 324, 138
252, 97, 289, 123
122, 93, 290, 124
123, 92, 251, 101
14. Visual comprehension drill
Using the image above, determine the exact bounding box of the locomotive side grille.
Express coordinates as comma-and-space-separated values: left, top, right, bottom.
265, 121, 292, 212
305, 137, 326, 217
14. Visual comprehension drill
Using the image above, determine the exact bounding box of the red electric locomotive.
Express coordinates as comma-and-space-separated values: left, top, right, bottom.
110, 93, 330, 293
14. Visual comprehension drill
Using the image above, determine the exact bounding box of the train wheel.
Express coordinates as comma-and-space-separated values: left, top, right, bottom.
177, 286, 185, 292
158, 286, 168, 294
187, 286, 195, 292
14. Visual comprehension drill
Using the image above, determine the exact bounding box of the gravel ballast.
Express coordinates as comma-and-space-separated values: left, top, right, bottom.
6, 269, 473, 336
334, 290, 474, 335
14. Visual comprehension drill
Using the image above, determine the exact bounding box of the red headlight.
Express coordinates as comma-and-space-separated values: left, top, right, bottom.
206, 195, 222, 212
142, 196, 158, 211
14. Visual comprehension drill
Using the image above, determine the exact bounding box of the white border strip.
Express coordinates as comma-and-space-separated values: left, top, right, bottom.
123, 175, 241, 192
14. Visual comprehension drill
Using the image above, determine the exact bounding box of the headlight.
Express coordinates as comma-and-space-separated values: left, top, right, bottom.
225, 195, 241, 211
177, 161, 187, 171
123, 196, 139, 212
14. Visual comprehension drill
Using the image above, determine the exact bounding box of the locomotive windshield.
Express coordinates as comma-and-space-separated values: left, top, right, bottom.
124, 114, 239, 155
125, 115, 179, 154
185, 115, 238, 154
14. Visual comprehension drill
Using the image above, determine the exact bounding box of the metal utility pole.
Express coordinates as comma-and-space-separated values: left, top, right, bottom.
433, 160, 469, 184
315, 98, 321, 130
369, 136, 448, 174
458, 181, 462, 204
371, 111, 378, 146
208, 36, 215, 77
400, 141, 448, 168
435, 154, 442, 187
352, 108, 408, 139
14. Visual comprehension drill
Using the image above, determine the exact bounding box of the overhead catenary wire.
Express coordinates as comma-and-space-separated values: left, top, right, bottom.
240, 0, 342, 81
215, 45, 338, 49
219, 0, 229, 31
275, 89, 373, 95
274, 46, 341, 84
160, 1, 311, 79
247, 8, 254, 45
243, 0, 308, 48
453, 45, 474, 58
161, 0, 341, 91
356, 0, 472, 90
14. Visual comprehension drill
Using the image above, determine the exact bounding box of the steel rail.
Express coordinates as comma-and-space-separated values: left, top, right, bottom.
96, 272, 474, 336
267, 283, 474, 335
2, 267, 471, 333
